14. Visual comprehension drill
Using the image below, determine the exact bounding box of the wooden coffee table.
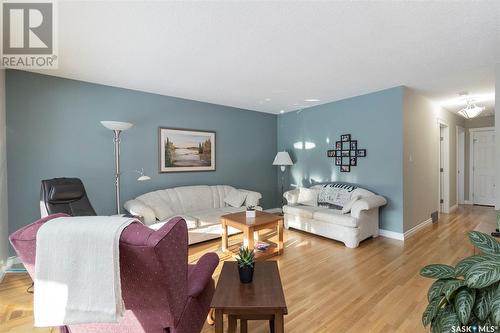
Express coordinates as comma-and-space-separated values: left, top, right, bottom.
211, 261, 287, 333
221, 211, 284, 260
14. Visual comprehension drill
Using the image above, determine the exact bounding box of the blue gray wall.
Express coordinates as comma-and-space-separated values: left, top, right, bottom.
6, 70, 278, 250
277, 87, 404, 232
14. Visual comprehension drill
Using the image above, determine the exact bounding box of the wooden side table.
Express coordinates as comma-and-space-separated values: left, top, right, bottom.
221, 211, 284, 260
211, 261, 287, 333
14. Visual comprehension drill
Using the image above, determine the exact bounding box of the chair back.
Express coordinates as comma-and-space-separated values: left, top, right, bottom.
40, 178, 97, 217
9, 215, 189, 328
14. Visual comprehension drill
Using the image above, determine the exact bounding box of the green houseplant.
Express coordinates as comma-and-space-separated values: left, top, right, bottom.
420, 231, 500, 332
236, 246, 255, 283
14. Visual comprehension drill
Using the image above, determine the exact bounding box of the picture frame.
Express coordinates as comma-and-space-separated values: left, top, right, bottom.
341, 150, 350, 157
350, 157, 357, 166
335, 141, 342, 150
159, 127, 216, 173
335, 157, 341, 166
340, 165, 350, 172
350, 140, 357, 150
341, 134, 351, 142
356, 149, 366, 157
327, 150, 336, 157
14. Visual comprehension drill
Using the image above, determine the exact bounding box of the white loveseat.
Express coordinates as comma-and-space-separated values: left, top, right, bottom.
124, 185, 262, 244
283, 184, 387, 248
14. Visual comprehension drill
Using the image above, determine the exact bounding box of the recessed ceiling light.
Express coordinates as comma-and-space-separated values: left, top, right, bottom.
304, 98, 320, 102
280, 110, 285, 114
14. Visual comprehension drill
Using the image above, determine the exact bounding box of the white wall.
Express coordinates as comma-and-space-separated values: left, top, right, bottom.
496, 65, 500, 209
0, 69, 7, 270
403, 88, 465, 232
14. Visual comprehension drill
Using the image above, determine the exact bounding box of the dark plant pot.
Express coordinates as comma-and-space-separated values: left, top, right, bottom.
238, 265, 254, 283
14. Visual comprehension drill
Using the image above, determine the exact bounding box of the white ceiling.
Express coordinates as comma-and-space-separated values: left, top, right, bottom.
33, 1, 499, 115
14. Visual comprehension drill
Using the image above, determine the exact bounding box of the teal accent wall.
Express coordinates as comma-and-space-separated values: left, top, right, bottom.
277, 87, 404, 233
6, 70, 278, 252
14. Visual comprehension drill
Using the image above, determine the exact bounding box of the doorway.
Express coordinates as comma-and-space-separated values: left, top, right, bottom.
470, 128, 495, 206
456, 126, 465, 204
438, 120, 450, 213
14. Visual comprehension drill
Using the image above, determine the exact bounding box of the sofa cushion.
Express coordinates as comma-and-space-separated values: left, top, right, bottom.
136, 192, 174, 220
224, 189, 247, 208
297, 188, 319, 207
313, 210, 359, 228
149, 215, 198, 230
316, 183, 357, 208
282, 205, 326, 219
342, 195, 361, 214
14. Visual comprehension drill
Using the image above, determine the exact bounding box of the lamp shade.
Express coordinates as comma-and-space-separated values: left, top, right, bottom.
100, 121, 134, 131
273, 151, 293, 166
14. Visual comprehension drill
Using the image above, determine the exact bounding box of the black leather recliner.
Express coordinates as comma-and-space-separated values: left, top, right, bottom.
40, 178, 97, 217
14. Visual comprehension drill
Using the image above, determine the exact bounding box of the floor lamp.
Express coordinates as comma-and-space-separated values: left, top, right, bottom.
101, 121, 138, 214
273, 151, 293, 210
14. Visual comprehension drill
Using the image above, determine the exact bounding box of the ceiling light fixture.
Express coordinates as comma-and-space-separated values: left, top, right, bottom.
304, 98, 320, 102
457, 97, 485, 119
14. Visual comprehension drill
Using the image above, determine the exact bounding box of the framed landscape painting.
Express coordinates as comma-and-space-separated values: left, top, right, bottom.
159, 127, 215, 172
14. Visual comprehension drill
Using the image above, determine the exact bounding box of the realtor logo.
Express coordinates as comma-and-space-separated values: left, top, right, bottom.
1, 0, 58, 68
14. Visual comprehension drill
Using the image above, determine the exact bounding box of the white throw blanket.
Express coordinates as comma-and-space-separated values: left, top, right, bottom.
34, 216, 136, 327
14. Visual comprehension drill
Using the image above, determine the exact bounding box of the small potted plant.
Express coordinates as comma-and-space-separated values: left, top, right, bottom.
246, 205, 256, 218
236, 246, 255, 283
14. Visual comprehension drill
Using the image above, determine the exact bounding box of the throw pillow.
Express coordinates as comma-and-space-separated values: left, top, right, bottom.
297, 188, 319, 207
224, 189, 248, 208
342, 195, 361, 214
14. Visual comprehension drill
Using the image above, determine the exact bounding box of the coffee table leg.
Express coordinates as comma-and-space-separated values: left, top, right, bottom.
274, 311, 284, 333
269, 318, 275, 333
228, 315, 237, 333
215, 309, 223, 333
240, 319, 248, 333
278, 219, 284, 255
245, 228, 254, 251
222, 220, 228, 252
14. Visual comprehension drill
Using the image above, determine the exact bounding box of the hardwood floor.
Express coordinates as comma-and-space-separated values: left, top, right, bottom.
0, 205, 495, 333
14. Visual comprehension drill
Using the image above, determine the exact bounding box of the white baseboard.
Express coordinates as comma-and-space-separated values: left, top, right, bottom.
463, 200, 473, 205
0, 256, 20, 282
404, 218, 433, 239
379, 229, 404, 241
449, 204, 458, 213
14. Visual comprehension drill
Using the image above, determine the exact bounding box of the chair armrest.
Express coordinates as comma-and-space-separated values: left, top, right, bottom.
238, 189, 262, 207
124, 199, 156, 225
283, 189, 300, 205
350, 195, 387, 218
188, 252, 219, 298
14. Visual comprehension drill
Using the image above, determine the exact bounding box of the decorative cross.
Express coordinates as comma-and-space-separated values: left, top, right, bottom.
327, 134, 366, 172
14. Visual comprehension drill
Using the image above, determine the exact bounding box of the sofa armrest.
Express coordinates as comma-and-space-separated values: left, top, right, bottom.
124, 199, 156, 225
238, 189, 262, 207
283, 189, 300, 205
350, 195, 387, 218
188, 252, 219, 298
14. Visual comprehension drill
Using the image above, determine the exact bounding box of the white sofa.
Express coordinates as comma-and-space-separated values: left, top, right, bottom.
283, 184, 387, 248
124, 185, 262, 245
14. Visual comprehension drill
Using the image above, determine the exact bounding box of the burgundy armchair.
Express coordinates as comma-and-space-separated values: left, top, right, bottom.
9, 214, 219, 333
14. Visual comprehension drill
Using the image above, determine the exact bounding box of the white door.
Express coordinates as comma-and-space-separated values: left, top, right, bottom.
472, 130, 495, 206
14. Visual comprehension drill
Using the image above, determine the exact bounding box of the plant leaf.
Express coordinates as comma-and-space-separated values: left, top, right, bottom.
468, 231, 500, 256
490, 283, 500, 325
439, 306, 460, 333
423, 296, 442, 327
465, 260, 500, 288
428, 280, 447, 302
474, 288, 491, 321
443, 280, 466, 301
455, 255, 497, 277
454, 287, 476, 325
421, 264, 456, 279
